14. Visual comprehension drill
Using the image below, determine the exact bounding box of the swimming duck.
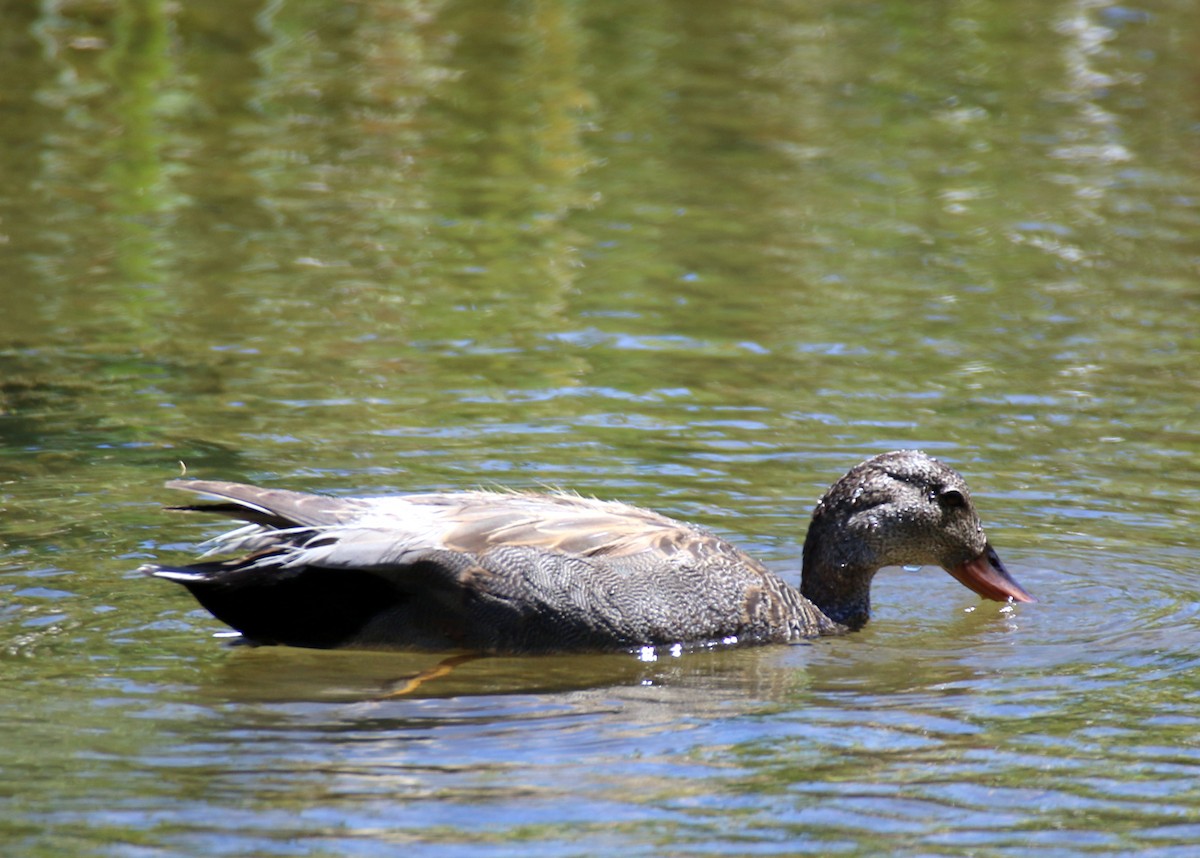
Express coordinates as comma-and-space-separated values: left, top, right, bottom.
141, 450, 1033, 652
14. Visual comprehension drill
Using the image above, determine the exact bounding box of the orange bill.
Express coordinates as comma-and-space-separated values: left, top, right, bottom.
947, 544, 1035, 603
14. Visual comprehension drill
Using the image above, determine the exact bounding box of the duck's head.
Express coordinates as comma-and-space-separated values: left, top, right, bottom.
800, 450, 1034, 629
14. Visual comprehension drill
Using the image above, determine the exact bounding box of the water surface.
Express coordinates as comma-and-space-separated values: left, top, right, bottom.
2, 1, 1198, 855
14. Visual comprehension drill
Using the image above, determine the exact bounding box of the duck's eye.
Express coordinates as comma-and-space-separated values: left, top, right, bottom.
937, 488, 967, 509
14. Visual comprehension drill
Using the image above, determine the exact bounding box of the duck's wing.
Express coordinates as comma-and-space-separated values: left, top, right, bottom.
145, 482, 785, 651
160, 480, 734, 561
430, 491, 734, 564
150, 481, 751, 576
162, 479, 367, 528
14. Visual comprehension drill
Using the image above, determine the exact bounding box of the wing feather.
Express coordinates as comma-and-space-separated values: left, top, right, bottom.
164, 482, 756, 575
429, 492, 721, 561
165, 479, 365, 528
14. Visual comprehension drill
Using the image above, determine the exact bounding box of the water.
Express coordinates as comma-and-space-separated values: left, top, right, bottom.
2, 0, 1199, 855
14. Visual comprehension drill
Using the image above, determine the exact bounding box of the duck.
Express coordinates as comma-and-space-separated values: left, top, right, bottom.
140, 450, 1034, 653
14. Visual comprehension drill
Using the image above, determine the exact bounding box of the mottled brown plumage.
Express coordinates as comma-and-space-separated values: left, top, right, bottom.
140, 450, 1034, 653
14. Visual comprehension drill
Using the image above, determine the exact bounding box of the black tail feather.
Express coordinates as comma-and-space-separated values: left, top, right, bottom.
145, 558, 411, 648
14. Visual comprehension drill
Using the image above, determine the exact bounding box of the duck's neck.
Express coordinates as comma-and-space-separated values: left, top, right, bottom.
799, 517, 877, 631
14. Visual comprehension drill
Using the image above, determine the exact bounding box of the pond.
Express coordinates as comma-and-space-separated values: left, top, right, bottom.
2, 1, 1198, 855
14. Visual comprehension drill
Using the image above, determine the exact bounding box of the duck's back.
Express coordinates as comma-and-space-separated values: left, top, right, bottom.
146, 483, 839, 651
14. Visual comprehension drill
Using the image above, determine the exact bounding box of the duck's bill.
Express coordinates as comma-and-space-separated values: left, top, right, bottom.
947, 544, 1035, 603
